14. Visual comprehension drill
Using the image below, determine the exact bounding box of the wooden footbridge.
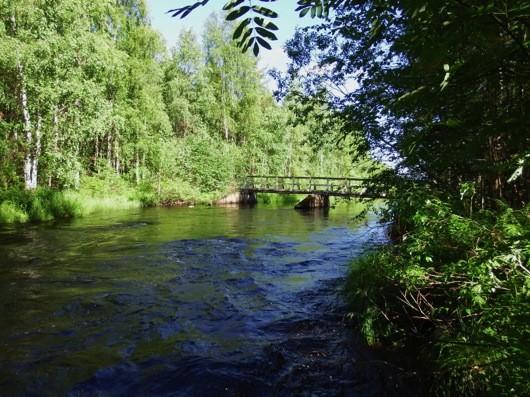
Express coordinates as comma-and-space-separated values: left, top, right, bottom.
241, 175, 388, 199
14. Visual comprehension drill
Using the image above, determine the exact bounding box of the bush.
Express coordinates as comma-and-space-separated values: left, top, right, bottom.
0, 188, 82, 224
257, 193, 301, 206
0, 201, 28, 223
346, 196, 530, 396
176, 134, 241, 194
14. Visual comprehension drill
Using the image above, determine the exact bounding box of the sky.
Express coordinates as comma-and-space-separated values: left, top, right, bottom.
146, 0, 316, 74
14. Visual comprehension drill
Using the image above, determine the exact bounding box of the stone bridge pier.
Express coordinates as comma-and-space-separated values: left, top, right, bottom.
294, 194, 330, 210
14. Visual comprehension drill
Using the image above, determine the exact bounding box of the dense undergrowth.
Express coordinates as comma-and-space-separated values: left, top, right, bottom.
346, 187, 530, 396
0, 188, 82, 223
0, 174, 207, 224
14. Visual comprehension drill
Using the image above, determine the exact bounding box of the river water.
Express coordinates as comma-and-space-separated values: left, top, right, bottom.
0, 205, 407, 396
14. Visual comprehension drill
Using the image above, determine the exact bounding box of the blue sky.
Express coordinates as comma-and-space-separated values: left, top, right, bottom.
146, 1, 316, 73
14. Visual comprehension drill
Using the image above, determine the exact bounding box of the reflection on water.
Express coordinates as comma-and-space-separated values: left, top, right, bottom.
0, 206, 400, 396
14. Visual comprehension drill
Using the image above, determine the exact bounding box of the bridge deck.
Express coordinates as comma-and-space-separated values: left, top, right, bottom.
241, 176, 387, 198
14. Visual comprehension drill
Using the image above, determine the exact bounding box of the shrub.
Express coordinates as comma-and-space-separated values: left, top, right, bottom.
0, 188, 82, 223
176, 134, 241, 194
0, 200, 28, 223
346, 197, 530, 396
257, 193, 301, 206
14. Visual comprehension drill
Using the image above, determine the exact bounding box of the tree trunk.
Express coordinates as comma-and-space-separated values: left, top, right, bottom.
114, 139, 120, 175
221, 74, 229, 140
107, 131, 112, 167
49, 109, 59, 187
135, 150, 140, 185
17, 62, 39, 190
29, 115, 42, 189
141, 152, 146, 181
94, 135, 99, 170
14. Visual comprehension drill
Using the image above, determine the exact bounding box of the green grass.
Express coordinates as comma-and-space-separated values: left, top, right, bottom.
0, 201, 29, 223
64, 191, 141, 215
0, 177, 143, 224
0, 188, 82, 224
0, 174, 229, 224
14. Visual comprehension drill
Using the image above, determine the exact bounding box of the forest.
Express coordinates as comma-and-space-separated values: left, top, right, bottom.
0, 0, 529, 396
0, 0, 362, 222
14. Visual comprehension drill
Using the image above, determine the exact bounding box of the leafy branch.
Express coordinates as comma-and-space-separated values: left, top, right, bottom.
169, 0, 344, 54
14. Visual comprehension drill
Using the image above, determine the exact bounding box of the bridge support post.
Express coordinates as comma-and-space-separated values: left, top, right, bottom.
216, 190, 257, 205
294, 194, 330, 210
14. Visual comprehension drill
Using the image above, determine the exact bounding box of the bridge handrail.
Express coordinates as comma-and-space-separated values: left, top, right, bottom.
244, 175, 370, 181
239, 175, 389, 198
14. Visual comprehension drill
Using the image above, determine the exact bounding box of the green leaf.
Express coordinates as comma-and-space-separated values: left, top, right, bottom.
226, 6, 251, 21
264, 21, 279, 30
238, 28, 253, 47
243, 36, 255, 52
256, 36, 272, 50
299, 7, 311, 17
232, 18, 252, 40
222, 0, 245, 11
255, 27, 277, 41
253, 17, 279, 31
251, 6, 278, 18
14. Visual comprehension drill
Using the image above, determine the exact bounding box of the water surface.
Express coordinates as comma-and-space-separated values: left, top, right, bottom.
0, 206, 401, 396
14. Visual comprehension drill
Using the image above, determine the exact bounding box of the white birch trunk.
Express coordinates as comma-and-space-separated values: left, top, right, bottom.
17, 62, 36, 190
115, 139, 120, 175
28, 115, 41, 189
94, 135, 99, 169
135, 150, 140, 185
107, 131, 112, 167
49, 110, 59, 187
141, 152, 146, 181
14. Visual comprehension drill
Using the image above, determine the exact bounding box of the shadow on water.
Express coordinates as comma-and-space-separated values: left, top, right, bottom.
0, 205, 418, 396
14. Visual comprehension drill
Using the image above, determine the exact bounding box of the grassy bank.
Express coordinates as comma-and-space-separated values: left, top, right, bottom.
0, 174, 244, 224
0, 189, 83, 223
0, 188, 142, 224
345, 192, 530, 395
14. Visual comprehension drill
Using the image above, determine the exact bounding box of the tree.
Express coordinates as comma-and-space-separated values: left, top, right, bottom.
288, 1, 529, 207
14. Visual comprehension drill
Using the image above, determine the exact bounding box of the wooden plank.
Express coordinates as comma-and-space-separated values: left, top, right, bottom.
246, 175, 370, 181
240, 175, 388, 199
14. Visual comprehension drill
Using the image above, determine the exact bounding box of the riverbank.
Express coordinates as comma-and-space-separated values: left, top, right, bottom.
0, 176, 367, 224
344, 191, 530, 396
0, 174, 224, 224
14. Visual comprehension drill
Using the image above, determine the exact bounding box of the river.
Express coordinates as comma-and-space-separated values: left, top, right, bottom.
0, 205, 409, 396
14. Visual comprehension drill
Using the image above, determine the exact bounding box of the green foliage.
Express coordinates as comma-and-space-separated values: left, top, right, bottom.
257, 193, 301, 206
0, 200, 28, 223
0, 188, 81, 223
169, 0, 281, 55
346, 193, 530, 396
282, 0, 529, 206
176, 133, 241, 193
72, 174, 142, 213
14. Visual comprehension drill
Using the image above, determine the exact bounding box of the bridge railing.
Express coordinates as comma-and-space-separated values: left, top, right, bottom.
241, 175, 381, 196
